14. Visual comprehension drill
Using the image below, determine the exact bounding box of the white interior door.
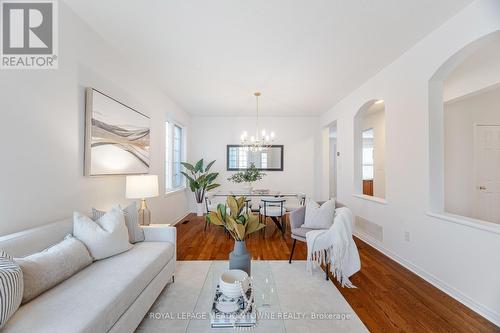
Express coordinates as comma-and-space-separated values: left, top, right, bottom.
474, 125, 500, 223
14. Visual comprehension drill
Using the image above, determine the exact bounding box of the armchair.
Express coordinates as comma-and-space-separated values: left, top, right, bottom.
288, 201, 345, 279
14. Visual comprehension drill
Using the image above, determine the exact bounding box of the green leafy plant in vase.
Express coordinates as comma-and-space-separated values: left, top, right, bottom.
227, 163, 266, 192
181, 159, 220, 216
206, 196, 266, 275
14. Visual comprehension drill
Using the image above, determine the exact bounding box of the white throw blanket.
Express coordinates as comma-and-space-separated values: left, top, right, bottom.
306, 207, 361, 287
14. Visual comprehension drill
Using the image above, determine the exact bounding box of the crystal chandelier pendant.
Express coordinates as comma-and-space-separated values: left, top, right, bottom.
240, 92, 275, 151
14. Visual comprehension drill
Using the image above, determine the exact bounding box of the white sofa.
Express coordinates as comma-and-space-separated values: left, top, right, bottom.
0, 219, 176, 333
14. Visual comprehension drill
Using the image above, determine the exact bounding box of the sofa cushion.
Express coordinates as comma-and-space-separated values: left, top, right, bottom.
0, 250, 23, 329
303, 199, 335, 229
2, 241, 174, 333
291, 227, 315, 240
92, 202, 145, 244
15, 235, 92, 304
74, 207, 132, 260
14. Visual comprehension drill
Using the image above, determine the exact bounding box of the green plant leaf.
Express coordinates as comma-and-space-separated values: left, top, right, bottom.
245, 213, 266, 235
227, 216, 245, 240
196, 174, 206, 186
195, 159, 204, 172
205, 160, 216, 172
205, 172, 219, 183
181, 162, 195, 172
206, 183, 220, 191
236, 196, 246, 208
180, 171, 195, 184
237, 215, 246, 225
207, 212, 223, 226
217, 203, 226, 221
227, 196, 238, 218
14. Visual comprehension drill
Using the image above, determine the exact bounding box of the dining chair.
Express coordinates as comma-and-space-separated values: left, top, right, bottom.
259, 196, 287, 237
204, 194, 227, 231
284, 193, 306, 212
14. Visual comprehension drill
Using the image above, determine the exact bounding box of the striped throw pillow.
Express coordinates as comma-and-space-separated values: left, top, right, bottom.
0, 250, 23, 328
92, 202, 145, 243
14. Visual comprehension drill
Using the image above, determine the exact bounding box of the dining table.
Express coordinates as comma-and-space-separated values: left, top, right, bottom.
211, 191, 306, 234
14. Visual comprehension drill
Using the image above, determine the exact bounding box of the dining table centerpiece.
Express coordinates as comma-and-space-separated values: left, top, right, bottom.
206, 196, 266, 275
227, 163, 266, 192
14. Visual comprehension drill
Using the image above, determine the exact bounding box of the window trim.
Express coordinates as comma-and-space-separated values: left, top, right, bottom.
427, 30, 500, 230
353, 194, 387, 205
165, 120, 187, 194
354, 101, 386, 199
427, 212, 500, 235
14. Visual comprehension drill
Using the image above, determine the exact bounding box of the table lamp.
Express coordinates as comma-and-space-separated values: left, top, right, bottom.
126, 175, 159, 226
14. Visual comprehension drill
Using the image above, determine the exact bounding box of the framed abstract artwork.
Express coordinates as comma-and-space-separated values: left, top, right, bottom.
84, 88, 150, 176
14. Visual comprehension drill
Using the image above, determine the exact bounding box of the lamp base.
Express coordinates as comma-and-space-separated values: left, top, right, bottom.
138, 199, 151, 226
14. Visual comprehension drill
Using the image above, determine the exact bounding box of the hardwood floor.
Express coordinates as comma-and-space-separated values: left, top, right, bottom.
175, 214, 499, 333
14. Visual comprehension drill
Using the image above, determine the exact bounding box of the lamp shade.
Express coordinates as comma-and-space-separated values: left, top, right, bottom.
126, 175, 159, 199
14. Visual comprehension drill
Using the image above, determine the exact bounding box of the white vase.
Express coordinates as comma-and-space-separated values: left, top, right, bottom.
196, 202, 205, 216
243, 182, 253, 193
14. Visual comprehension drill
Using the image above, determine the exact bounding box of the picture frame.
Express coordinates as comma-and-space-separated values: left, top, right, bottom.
84, 88, 151, 176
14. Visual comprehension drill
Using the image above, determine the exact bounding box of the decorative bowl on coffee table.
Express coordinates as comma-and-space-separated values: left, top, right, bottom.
219, 269, 250, 298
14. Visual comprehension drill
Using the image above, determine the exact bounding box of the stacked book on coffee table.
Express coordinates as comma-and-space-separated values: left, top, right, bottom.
210, 284, 256, 328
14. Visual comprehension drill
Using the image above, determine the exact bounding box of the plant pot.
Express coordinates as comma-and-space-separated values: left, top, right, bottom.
243, 182, 253, 193
229, 240, 251, 276
196, 202, 205, 217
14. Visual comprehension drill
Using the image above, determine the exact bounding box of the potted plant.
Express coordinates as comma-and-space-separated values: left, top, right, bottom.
206, 196, 266, 275
227, 163, 266, 192
181, 159, 220, 216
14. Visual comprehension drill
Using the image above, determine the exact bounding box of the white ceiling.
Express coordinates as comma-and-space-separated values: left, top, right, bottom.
65, 0, 472, 116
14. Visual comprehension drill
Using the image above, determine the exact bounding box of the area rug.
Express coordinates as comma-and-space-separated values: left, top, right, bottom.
136, 260, 368, 333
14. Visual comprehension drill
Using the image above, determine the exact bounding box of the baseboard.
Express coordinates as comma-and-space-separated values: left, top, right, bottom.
170, 211, 191, 226
354, 231, 500, 328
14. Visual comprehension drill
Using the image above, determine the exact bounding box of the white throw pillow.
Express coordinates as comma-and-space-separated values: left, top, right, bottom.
15, 235, 92, 303
73, 206, 132, 260
302, 199, 335, 229
92, 202, 145, 243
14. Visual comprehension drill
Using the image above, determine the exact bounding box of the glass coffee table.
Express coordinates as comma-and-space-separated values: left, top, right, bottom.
186, 261, 286, 332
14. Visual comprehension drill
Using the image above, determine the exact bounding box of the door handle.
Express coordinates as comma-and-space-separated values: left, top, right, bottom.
478, 186, 487, 190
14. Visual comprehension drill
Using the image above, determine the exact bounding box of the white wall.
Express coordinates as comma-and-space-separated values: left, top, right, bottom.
319, 0, 500, 325
445, 85, 500, 218
444, 34, 500, 102
188, 116, 320, 209
329, 137, 337, 198
0, 3, 191, 236
361, 110, 386, 198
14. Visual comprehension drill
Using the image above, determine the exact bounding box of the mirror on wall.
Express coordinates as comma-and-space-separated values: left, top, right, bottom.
354, 100, 386, 199
227, 145, 283, 171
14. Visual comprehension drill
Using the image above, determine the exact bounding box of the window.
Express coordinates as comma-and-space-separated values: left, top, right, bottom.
229, 148, 237, 168
261, 152, 268, 169
362, 129, 374, 180
165, 121, 186, 192
173, 125, 183, 188
238, 148, 248, 168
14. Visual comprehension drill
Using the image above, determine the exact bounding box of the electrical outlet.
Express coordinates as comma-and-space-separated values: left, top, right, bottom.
404, 231, 410, 242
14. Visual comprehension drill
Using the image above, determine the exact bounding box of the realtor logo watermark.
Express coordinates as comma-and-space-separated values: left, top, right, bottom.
1, 0, 58, 69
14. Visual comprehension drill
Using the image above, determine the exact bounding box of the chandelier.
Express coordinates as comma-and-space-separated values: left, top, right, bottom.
240, 92, 275, 152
